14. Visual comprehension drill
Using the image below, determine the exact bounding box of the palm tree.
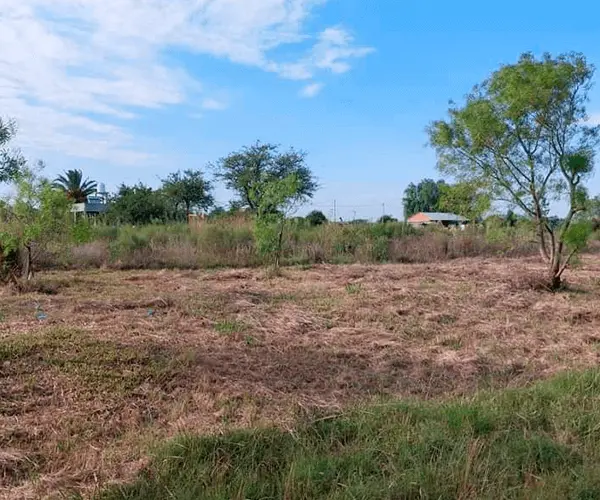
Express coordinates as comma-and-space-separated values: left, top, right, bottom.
53, 169, 97, 203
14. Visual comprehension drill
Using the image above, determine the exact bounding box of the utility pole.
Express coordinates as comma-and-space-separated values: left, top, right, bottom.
353, 210, 357, 221
382, 203, 386, 217
333, 200, 337, 222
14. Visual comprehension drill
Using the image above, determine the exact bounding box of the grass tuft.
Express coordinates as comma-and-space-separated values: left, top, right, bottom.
345, 282, 362, 295
100, 370, 600, 500
213, 320, 248, 335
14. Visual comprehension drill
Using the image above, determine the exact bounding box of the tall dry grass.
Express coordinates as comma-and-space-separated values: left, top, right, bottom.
37, 216, 541, 271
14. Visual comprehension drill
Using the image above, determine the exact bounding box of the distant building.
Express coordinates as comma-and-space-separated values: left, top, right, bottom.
407, 212, 468, 228
71, 184, 109, 219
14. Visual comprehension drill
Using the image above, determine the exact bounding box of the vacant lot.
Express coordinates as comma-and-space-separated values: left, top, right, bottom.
2, 256, 600, 498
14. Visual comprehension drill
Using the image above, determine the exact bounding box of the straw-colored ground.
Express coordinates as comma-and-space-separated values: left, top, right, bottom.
2, 255, 600, 498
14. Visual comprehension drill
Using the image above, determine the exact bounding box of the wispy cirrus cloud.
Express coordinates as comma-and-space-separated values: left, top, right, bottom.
0, 1, 372, 166
201, 98, 229, 111
300, 83, 324, 98
277, 27, 374, 80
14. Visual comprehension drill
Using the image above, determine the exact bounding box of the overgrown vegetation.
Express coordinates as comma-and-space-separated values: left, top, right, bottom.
0, 117, 25, 183
1, 168, 71, 281
33, 216, 545, 271
101, 369, 600, 499
430, 52, 600, 288
254, 174, 303, 269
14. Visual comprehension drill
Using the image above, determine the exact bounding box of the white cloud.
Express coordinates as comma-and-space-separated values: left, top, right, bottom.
201, 98, 229, 111
300, 83, 324, 98
0, 1, 372, 166
276, 27, 374, 80
313, 27, 375, 74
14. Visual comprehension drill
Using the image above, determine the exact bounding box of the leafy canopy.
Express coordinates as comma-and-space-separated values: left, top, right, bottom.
0, 118, 26, 183
0, 167, 72, 280
402, 179, 446, 219
583, 195, 600, 220
306, 210, 328, 226
214, 142, 317, 211
428, 52, 600, 286
107, 184, 169, 225
254, 174, 303, 268
53, 169, 98, 203
438, 181, 491, 222
378, 215, 398, 224
161, 169, 214, 216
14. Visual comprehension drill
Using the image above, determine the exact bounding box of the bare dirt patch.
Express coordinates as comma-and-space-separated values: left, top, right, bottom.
1, 255, 600, 498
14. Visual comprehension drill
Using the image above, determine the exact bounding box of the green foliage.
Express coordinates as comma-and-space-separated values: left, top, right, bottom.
402, 179, 445, 218
377, 215, 397, 224
207, 206, 227, 219
584, 195, 600, 220
0, 117, 26, 183
0, 168, 71, 279
161, 169, 214, 217
254, 174, 302, 268
71, 219, 95, 244
214, 320, 248, 335
439, 181, 491, 221
107, 184, 170, 225
345, 282, 362, 294
34, 217, 540, 271
562, 220, 594, 251
53, 169, 97, 203
109, 226, 152, 258
428, 52, 600, 286
100, 369, 600, 500
214, 142, 317, 211
306, 210, 328, 226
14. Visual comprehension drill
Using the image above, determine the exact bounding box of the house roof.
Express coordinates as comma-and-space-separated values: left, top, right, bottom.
420, 212, 468, 222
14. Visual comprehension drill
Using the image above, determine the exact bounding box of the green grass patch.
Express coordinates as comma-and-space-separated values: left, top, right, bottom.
214, 319, 248, 335
100, 370, 600, 499
0, 328, 186, 394
344, 283, 362, 295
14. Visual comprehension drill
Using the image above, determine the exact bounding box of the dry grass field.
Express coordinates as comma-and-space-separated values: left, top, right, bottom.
2, 255, 600, 498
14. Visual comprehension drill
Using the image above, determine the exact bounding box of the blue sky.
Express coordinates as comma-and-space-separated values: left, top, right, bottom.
2, 0, 600, 220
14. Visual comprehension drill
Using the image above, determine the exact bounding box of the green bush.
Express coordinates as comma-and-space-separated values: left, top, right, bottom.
71, 220, 95, 244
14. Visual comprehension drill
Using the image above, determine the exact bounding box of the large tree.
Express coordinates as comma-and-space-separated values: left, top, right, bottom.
438, 181, 491, 222
161, 169, 214, 217
306, 210, 328, 226
53, 169, 97, 203
213, 142, 317, 211
0, 118, 26, 183
429, 52, 600, 288
107, 184, 169, 225
402, 179, 446, 218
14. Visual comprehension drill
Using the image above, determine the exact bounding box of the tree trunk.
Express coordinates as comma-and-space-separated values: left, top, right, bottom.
23, 244, 34, 281
549, 248, 563, 290
549, 272, 562, 291
275, 219, 285, 269
535, 214, 550, 262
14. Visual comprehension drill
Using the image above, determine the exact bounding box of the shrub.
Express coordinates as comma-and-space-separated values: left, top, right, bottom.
306, 210, 328, 226
31, 216, 548, 272
70, 241, 110, 268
